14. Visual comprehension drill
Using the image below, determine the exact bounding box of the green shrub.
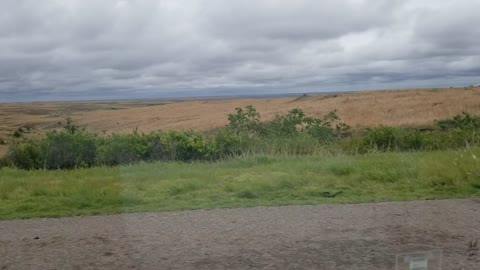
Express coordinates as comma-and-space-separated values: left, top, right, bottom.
160, 131, 215, 161
351, 126, 480, 153
258, 108, 349, 142
7, 130, 97, 170
5, 119, 98, 170
143, 133, 167, 161
97, 133, 148, 165
360, 127, 431, 152
213, 128, 254, 158
264, 108, 307, 137
227, 105, 261, 135
227, 106, 349, 143
436, 112, 480, 131
41, 130, 97, 169
4, 140, 43, 169
399, 130, 424, 150
353, 127, 425, 153
13, 130, 22, 138
306, 125, 335, 142
361, 127, 406, 152
420, 130, 467, 150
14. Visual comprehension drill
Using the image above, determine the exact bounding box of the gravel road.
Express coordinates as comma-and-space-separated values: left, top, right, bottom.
1, 199, 480, 270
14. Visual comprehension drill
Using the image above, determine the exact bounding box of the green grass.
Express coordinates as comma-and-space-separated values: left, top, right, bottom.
1, 148, 480, 220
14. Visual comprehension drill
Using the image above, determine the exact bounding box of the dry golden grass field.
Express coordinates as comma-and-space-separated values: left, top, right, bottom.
1, 87, 480, 156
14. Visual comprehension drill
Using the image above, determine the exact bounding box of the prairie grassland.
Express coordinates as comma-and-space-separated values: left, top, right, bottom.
1, 87, 480, 155
1, 87, 479, 134
1, 148, 479, 220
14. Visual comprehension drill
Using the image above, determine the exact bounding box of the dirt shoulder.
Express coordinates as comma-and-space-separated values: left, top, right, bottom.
1, 199, 479, 269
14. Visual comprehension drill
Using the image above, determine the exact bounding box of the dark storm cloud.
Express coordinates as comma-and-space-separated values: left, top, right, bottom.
0, 0, 479, 102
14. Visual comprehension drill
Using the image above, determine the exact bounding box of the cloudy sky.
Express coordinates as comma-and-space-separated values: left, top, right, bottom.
1, 0, 480, 102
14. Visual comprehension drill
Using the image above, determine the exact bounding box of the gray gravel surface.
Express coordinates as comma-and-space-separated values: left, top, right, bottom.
1, 199, 480, 270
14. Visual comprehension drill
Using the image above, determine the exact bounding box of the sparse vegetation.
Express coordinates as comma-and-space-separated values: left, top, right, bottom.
12, 129, 23, 138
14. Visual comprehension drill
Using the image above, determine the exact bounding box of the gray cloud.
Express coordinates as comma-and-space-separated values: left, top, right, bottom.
0, 0, 479, 102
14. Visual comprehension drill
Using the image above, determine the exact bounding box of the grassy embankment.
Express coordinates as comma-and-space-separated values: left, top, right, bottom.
1, 148, 479, 220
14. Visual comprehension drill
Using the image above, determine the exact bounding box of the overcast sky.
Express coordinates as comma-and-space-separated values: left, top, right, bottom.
1, 0, 480, 102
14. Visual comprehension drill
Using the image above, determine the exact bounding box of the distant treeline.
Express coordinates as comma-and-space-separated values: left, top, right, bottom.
1, 106, 480, 170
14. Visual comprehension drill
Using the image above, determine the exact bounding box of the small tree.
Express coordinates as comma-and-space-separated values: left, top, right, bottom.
64, 117, 80, 134
267, 108, 307, 136
227, 105, 261, 134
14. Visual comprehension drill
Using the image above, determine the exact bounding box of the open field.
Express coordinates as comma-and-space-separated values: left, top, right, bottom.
1, 87, 480, 156
1, 88, 480, 269
1, 199, 479, 269
1, 148, 479, 220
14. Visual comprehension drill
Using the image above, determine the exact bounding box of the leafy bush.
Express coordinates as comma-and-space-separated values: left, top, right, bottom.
306, 111, 350, 142
13, 130, 22, 138
143, 133, 167, 161
213, 128, 254, 158
96, 130, 217, 164
96, 133, 147, 166
42, 130, 97, 169
360, 127, 406, 152
264, 108, 307, 137
360, 127, 440, 152
159, 131, 215, 161
222, 106, 349, 155
226, 106, 349, 142
4, 140, 43, 169
227, 105, 261, 135
436, 112, 480, 131
5, 130, 97, 170
345, 126, 480, 153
